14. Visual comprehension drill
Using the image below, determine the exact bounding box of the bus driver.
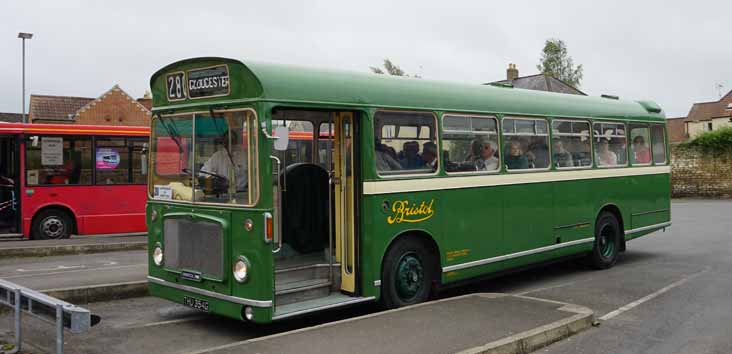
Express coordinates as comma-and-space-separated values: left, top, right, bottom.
200, 134, 248, 192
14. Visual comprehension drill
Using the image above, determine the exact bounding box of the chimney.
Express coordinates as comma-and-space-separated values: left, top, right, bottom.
507, 63, 519, 81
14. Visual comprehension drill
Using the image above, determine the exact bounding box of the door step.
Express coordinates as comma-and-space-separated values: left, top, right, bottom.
0, 233, 23, 241
273, 293, 375, 320
275, 278, 332, 306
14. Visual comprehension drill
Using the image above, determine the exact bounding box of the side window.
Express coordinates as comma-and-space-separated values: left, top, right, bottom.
271, 119, 314, 169
502, 118, 549, 170
629, 123, 652, 165
374, 111, 437, 175
131, 138, 148, 184
593, 122, 627, 167
25, 135, 92, 185
551, 120, 592, 168
442, 114, 499, 173
95, 137, 130, 184
650, 124, 667, 164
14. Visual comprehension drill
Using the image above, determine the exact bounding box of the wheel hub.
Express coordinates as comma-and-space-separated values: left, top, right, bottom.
395, 254, 424, 301
41, 217, 65, 239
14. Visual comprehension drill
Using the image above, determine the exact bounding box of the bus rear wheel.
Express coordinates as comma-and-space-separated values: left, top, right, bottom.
587, 211, 621, 269
380, 238, 435, 309
32, 209, 73, 240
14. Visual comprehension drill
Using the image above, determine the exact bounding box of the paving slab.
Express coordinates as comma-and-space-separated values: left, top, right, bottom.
193, 293, 593, 354
0, 235, 147, 258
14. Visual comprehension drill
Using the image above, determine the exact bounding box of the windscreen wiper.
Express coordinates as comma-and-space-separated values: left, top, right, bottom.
208, 108, 237, 172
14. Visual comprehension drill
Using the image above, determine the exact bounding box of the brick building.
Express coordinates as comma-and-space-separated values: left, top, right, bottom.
666, 116, 687, 143
0, 112, 23, 123
29, 85, 151, 126
680, 90, 732, 141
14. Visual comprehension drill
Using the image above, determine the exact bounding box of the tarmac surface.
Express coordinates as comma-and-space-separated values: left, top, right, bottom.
2, 199, 731, 354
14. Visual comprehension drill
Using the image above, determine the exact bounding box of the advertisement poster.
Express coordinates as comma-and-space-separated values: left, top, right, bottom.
41, 137, 63, 166
96, 148, 121, 169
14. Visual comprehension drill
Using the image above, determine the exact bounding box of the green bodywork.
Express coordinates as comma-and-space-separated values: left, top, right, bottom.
147, 57, 670, 323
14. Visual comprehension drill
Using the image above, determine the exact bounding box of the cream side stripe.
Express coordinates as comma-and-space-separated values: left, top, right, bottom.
364, 166, 670, 195
442, 237, 595, 273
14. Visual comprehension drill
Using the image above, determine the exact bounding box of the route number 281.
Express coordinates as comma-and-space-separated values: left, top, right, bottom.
167, 73, 186, 100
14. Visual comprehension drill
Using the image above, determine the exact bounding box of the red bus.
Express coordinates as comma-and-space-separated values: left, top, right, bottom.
0, 123, 149, 239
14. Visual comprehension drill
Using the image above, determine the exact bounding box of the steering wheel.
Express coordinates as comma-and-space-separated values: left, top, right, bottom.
197, 169, 227, 181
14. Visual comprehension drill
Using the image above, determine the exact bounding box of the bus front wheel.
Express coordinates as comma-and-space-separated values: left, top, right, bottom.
32, 209, 73, 240
380, 238, 435, 309
587, 211, 621, 269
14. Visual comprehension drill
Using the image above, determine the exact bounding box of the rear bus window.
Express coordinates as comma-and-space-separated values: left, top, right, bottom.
502, 118, 549, 171
629, 123, 652, 165
650, 124, 667, 164
374, 111, 437, 175
442, 114, 499, 173
593, 122, 627, 167
551, 120, 592, 169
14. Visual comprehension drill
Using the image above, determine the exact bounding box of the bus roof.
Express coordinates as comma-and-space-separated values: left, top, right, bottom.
150, 57, 665, 122
0, 122, 149, 136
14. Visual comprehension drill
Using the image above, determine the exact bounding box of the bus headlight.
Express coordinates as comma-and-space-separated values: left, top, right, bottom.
233, 257, 250, 283
153, 245, 164, 266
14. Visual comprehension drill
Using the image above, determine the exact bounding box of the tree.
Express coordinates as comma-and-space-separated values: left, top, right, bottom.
370, 59, 420, 78
536, 39, 583, 88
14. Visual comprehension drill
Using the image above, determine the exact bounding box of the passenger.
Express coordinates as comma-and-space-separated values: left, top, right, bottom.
632, 136, 651, 164
399, 141, 423, 169
375, 142, 402, 171
552, 139, 574, 168
504, 141, 529, 170
596, 139, 618, 166
474, 140, 499, 171
421, 142, 438, 170
527, 140, 549, 168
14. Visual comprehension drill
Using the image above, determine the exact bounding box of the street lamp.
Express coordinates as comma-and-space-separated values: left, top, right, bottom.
18, 32, 33, 124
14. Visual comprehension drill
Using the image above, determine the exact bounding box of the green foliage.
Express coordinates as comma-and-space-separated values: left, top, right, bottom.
682, 127, 732, 154
370, 59, 421, 78
536, 39, 583, 88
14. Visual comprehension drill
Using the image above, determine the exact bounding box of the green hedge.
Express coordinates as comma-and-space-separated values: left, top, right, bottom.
681, 127, 732, 154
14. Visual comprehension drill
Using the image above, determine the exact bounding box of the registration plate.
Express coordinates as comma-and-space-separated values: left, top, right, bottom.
183, 296, 209, 312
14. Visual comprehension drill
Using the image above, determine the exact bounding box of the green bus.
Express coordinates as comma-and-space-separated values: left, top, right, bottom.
146, 57, 670, 323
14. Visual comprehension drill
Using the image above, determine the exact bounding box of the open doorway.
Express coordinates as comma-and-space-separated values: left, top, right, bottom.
271, 109, 359, 308
0, 136, 20, 234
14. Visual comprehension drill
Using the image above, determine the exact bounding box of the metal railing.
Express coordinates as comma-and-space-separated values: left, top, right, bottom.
0, 278, 100, 354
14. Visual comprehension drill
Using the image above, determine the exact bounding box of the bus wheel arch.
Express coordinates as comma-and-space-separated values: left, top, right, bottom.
379, 231, 441, 309
598, 204, 626, 252
30, 206, 77, 240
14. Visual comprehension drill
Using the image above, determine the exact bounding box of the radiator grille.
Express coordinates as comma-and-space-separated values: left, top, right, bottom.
163, 218, 223, 279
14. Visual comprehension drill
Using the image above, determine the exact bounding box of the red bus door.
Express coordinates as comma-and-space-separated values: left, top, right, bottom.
0, 135, 20, 236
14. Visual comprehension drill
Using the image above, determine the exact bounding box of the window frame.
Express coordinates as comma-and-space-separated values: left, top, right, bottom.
441, 113, 501, 176
148, 108, 260, 207
628, 122, 652, 167
374, 109, 440, 178
501, 116, 551, 173
24, 134, 94, 186
592, 120, 628, 169
550, 118, 593, 171
650, 123, 668, 165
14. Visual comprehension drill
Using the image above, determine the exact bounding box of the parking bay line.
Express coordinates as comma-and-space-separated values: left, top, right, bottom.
121, 315, 208, 329
599, 267, 710, 321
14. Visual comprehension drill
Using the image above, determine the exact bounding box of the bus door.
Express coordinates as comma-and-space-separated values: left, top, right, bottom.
0, 135, 20, 235
333, 112, 357, 293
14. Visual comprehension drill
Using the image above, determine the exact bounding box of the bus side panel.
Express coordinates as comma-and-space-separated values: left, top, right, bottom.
629, 173, 671, 232
552, 178, 595, 242
23, 185, 146, 236
439, 185, 504, 281
81, 185, 147, 234
591, 175, 633, 233
502, 183, 554, 254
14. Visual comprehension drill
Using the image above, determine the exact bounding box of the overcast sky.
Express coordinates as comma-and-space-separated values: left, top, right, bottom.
1, 0, 730, 118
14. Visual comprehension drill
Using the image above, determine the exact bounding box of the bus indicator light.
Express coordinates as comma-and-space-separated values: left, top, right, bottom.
264, 213, 273, 243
